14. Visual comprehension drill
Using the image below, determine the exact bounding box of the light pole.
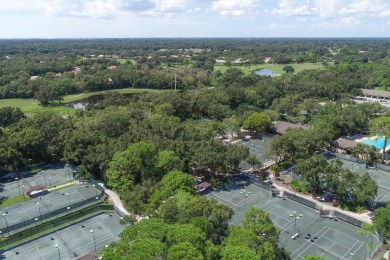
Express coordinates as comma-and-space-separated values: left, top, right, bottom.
49, 178, 52, 188
3, 212, 10, 236
240, 190, 251, 207
90, 229, 96, 252
55, 244, 60, 259
92, 184, 98, 197
289, 211, 303, 237
34, 217, 39, 236
62, 193, 70, 206
15, 177, 21, 195
41, 171, 47, 187
35, 202, 42, 223
21, 185, 25, 200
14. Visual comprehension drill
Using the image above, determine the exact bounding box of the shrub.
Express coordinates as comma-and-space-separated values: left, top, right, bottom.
290, 180, 309, 193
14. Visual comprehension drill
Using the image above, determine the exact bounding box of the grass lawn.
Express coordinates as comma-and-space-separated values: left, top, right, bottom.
215, 62, 327, 75
0, 194, 30, 208
0, 88, 162, 116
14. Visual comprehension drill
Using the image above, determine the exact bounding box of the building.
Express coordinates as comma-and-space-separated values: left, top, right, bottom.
361, 89, 390, 101
330, 137, 359, 154
273, 121, 309, 135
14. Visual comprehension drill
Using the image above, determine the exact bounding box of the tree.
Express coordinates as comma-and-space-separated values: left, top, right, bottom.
283, 66, 295, 74
302, 256, 325, 260
242, 112, 271, 135
156, 150, 183, 177
105, 142, 158, 194
221, 245, 259, 260
166, 224, 206, 251
0, 107, 25, 127
167, 242, 203, 260
373, 202, 390, 240
354, 172, 377, 204
104, 238, 165, 260
369, 117, 390, 162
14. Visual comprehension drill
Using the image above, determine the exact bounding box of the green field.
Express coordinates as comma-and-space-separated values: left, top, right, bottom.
0, 88, 162, 116
214, 62, 327, 75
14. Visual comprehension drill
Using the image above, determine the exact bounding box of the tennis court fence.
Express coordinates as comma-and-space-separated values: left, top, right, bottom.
241, 172, 272, 191
1, 180, 105, 236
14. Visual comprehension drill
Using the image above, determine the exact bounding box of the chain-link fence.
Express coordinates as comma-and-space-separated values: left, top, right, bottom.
1, 204, 115, 250
241, 172, 272, 192
1, 180, 105, 236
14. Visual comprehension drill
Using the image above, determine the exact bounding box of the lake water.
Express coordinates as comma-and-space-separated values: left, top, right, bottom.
254, 69, 281, 77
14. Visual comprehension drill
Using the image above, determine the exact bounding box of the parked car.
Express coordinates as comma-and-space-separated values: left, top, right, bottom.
316, 192, 339, 202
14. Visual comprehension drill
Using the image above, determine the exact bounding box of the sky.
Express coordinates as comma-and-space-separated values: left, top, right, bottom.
0, 0, 389, 38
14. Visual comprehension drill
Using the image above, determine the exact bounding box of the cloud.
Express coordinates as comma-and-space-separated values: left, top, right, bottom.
272, 0, 317, 17
314, 0, 390, 18
42, 0, 192, 18
211, 0, 260, 16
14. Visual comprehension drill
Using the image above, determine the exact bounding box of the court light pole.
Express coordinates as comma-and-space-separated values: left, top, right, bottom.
92, 184, 98, 197
2, 212, 10, 236
34, 217, 39, 236
35, 202, 42, 223
289, 211, 303, 237
55, 244, 60, 259
90, 229, 96, 252
21, 185, 25, 200
62, 193, 71, 206
15, 177, 21, 195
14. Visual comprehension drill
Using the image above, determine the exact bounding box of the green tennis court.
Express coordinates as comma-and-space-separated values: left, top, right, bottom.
208, 184, 381, 259
1, 213, 124, 260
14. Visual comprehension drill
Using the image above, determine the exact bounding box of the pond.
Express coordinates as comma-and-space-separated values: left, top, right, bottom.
254, 69, 281, 77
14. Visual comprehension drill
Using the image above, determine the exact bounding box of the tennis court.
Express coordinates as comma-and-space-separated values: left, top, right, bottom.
289, 218, 380, 260
240, 137, 270, 162
0, 184, 101, 235
1, 213, 124, 260
208, 185, 381, 260
258, 198, 318, 234
0, 163, 74, 200
208, 182, 271, 225
331, 157, 390, 202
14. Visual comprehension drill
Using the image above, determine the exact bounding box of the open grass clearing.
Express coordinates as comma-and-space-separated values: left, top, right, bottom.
0, 88, 162, 116
214, 62, 329, 75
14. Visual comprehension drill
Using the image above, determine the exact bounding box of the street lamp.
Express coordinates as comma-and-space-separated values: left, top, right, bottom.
62, 193, 70, 206
55, 244, 60, 259
289, 211, 303, 238
90, 229, 96, 252
34, 217, 39, 236
35, 202, 42, 223
3, 212, 10, 236
21, 185, 25, 200
92, 184, 98, 197
49, 178, 52, 188
15, 177, 21, 195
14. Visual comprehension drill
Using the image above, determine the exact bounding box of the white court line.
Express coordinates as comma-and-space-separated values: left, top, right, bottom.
339, 240, 358, 260
236, 195, 257, 207
210, 193, 239, 208
77, 190, 87, 200
346, 240, 365, 260
4, 184, 12, 193
376, 189, 390, 201
291, 226, 329, 258
35, 246, 46, 260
